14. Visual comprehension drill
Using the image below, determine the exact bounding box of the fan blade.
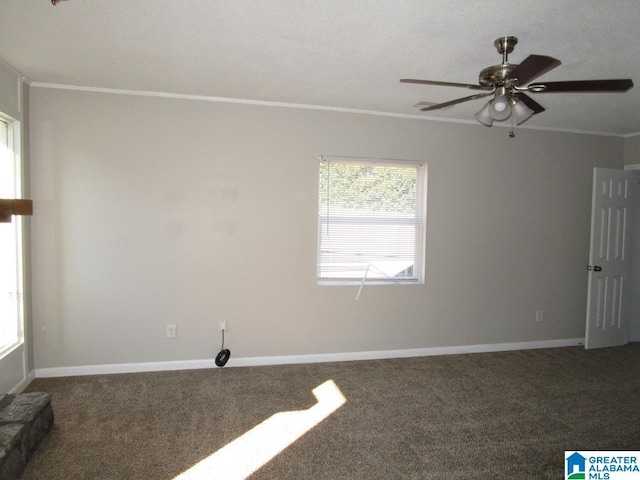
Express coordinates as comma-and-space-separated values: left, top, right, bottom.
400, 79, 489, 90
513, 92, 545, 114
528, 79, 633, 93
420, 91, 494, 111
509, 54, 561, 85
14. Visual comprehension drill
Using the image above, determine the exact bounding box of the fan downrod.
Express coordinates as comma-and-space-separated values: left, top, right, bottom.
478, 36, 519, 88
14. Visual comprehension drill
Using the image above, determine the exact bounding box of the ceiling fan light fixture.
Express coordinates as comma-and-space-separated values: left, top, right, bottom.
511, 99, 535, 125
474, 103, 493, 126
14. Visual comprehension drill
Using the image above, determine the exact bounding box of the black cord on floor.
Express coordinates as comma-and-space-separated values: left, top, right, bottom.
215, 328, 230, 367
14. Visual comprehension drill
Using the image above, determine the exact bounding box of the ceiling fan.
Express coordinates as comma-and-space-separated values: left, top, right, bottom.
400, 36, 633, 127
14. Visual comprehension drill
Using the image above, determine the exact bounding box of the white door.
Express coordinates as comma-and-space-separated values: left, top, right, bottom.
585, 168, 636, 349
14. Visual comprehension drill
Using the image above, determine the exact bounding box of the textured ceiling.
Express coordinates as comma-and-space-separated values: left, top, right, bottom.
1, 0, 639, 135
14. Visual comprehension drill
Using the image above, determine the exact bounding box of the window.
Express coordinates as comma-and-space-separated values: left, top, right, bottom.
317, 156, 426, 285
0, 116, 24, 356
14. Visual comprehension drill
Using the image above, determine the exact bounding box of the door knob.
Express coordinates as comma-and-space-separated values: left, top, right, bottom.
593, 265, 602, 272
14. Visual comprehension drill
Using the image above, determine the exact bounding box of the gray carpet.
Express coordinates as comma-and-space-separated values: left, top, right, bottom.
22, 344, 640, 479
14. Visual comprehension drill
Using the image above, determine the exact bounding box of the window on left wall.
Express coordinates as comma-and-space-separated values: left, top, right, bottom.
0, 115, 25, 357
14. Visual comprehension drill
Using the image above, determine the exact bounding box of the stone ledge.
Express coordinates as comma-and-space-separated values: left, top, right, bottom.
0, 393, 54, 480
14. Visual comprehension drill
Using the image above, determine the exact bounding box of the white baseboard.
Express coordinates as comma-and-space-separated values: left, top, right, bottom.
34, 338, 585, 378
10, 370, 36, 394
35, 359, 217, 378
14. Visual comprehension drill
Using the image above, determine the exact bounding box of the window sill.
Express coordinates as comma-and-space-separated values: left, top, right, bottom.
317, 280, 422, 286
0, 340, 24, 361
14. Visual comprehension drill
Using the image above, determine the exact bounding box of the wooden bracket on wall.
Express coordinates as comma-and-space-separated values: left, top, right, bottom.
0, 199, 33, 223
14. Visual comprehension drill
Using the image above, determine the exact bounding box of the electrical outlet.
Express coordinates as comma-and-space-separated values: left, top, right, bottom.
535, 310, 544, 323
219, 320, 226, 331
166, 324, 177, 339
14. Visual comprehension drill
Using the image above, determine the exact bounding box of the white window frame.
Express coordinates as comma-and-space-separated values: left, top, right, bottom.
0, 113, 25, 359
317, 155, 427, 287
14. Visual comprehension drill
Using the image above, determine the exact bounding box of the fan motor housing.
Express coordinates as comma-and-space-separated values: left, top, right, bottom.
479, 64, 518, 87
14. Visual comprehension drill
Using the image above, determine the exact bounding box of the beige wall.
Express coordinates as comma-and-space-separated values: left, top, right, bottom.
0, 60, 22, 120
624, 137, 640, 342
28, 86, 624, 370
624, 135, 640, 166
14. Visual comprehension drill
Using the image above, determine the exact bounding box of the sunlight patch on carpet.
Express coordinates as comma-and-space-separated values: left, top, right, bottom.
173, 379, 346, 480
